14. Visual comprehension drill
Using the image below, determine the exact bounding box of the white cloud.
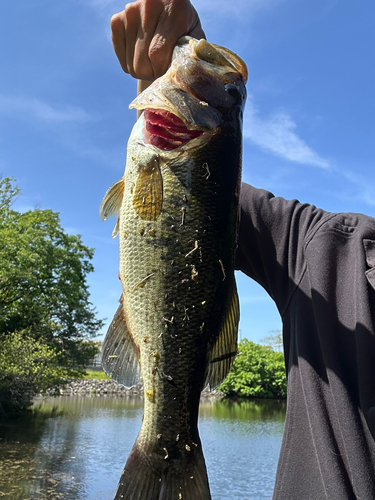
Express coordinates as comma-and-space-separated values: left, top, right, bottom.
243, 99, 330, 169
0, 94, 95, 124
0, 92, 118, 169
341, 170, 375, 207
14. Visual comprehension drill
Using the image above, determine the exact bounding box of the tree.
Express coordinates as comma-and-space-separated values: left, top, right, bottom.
219, 339, 287, 399
261, 330, 283, 352
0, 178, 104, 413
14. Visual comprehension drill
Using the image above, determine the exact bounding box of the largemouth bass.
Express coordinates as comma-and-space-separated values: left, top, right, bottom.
100, 37, 247, 500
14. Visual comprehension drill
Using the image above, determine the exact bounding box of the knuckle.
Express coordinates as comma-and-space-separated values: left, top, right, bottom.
124, 1, 140, 21
148, 37, 166, 61
148, 39, 170, 76
110, 13, 123, 31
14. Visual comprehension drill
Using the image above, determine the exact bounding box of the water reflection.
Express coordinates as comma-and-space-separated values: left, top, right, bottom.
199, 399, 285, 499
0, 397, 143, 499
200, 397, 286, 422
0, 397, 285, 499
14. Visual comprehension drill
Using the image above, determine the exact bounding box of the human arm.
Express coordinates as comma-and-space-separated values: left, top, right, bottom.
235, 183, 327, 315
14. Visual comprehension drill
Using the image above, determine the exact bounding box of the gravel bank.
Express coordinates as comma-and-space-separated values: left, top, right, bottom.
47, 379, 224, 399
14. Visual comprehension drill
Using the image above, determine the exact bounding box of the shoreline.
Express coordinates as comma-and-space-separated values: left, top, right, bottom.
45, 378, 225, 400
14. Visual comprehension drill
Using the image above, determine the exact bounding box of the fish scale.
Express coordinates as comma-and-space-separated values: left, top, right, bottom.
100, 36, 247, 500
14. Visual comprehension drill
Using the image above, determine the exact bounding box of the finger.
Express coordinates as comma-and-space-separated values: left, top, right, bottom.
111, 12, 128, 73
124, 2, 144, 77
188, 6, 206, 40
148, 33, 175, 79
147, 2, 205, 78
188, 25, 206, 40
132, 0, 165, 80
133, 34, 158, 80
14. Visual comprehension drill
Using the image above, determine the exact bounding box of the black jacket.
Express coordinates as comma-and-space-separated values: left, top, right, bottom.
235, 183, 375, 500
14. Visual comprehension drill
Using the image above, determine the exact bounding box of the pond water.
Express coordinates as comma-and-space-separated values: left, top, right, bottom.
0, 396, 285, 500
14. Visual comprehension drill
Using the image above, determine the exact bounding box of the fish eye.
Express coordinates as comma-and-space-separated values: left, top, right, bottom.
224, 83, 241, 102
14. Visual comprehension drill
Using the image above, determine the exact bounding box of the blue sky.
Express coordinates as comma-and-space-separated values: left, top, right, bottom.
1, 0, 374, 342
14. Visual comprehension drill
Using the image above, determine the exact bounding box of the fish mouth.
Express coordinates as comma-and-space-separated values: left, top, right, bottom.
130, 37, 247, 141
143, 109, 204, 151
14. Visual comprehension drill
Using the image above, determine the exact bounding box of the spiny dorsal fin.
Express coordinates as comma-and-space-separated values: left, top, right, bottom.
204, 280, 239, 390
99, 178, 124, 221
101, 295, 141, 389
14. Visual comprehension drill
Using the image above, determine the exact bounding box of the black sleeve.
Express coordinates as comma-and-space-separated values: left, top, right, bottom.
235, 183, 327, 316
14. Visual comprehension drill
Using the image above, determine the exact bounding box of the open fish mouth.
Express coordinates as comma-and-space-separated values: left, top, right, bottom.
130, 37, 247, 135
143, 108, 203, 151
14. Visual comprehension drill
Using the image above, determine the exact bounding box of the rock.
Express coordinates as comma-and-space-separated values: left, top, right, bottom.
43, 378, 222, 400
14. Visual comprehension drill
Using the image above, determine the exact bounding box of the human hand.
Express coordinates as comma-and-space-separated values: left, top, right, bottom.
110, 0, 205, 81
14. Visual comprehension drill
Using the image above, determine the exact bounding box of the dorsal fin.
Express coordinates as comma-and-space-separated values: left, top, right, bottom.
99, 178, 124, 221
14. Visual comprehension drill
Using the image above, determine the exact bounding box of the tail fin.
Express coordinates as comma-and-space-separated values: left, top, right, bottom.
114, 442, 212, 500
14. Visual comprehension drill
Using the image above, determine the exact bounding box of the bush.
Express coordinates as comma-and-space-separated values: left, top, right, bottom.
0, 330, 69, 416
219, 339, 287, 399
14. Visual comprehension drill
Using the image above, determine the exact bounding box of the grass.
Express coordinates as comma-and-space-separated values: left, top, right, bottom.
83, 369, 109, 380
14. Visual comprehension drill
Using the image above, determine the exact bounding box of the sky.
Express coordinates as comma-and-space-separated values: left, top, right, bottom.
1, 0, 374, 343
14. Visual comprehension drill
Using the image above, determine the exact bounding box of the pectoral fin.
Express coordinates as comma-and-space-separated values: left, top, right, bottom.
133, 158, 163, 221
101, 295, 141, 388
99, 178, 124, 221
112, 218, 120, 239
204, 281, 239, 390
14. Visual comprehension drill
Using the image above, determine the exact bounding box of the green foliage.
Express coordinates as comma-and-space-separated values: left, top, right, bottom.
219, 339, 287, 399
0, 331, 68, 416
83, 369, 109, 380
0, 178, 104, 414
